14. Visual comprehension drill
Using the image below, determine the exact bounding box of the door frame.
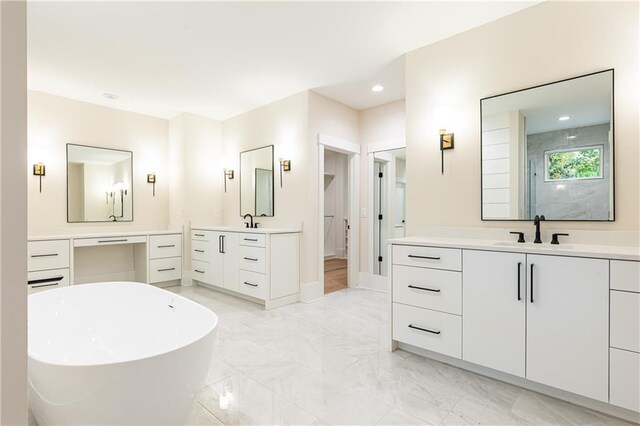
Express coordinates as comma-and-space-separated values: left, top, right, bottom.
318, 133, 360, 293
366, 139, 406, 292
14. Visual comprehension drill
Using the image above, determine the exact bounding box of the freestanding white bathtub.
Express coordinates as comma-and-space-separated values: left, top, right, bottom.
28, 282, 218, 425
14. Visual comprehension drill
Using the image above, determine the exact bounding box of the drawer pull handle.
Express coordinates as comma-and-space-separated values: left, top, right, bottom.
243, 257, 258, 261
408, 324, 441, 335
408, 284, 440, 293
31, 253, 59, 258
98, 239, 128, 243
157, 267, 176, 272
407, 255, 441, 260
244, 238, 258, 242
194, 269, 205, 274
28, 276, 64, 285
243, 281, 258, 287
194, 249, 205, 253
194, 233, 205, 237
31, 282, 61, 289
158, 244, 175, 248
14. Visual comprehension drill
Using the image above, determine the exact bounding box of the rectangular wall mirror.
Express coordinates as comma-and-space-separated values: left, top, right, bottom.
481, 69, 614, 221
240, 145, 274, 217
67, 144, 133, 222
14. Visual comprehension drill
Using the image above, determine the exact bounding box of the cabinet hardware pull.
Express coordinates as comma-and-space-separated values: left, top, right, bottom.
517, 262, 521, 301
194, 269, 204, 274
158, 244, 175, 248
244, 238, 258, 242
98, 239, 128, 243
157, 268, 175, 272
194, 233, 205, 237
218, 235, 223, 253
243, 281, 258, 287
530, 263, 535, 303
28, 276, 64, 285
408, 284, 440, 293
408, 324, 441, 335
31, 282, 60, 289
221, 235, 226, 254
30, 253, 59, 258
408, 255, 441, 260
243, 257, 258, 261
194, 249, 205, 253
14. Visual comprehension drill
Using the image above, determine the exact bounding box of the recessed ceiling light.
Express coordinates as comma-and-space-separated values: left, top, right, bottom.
567, 135, 577, 139
102, 93, 119, 99
558, 115, 571, 121
371, 85, 384, 93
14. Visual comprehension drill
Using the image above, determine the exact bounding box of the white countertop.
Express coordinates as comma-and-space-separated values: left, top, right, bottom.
192, 225, 301, 234
28, 230, 180, 241
389, 236, 640, 261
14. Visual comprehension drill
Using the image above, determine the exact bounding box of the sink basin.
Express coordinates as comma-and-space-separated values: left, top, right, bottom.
492, 241, 574, 250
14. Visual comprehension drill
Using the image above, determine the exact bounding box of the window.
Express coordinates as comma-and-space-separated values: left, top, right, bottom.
544, 145, 603, 181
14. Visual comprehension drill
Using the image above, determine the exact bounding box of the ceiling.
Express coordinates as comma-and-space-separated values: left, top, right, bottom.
28, 1, 538, 121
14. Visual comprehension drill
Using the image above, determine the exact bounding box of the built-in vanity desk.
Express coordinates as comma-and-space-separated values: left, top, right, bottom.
191, 226, 300, 309
389, 237, 640, 422
28, 231, 183, 293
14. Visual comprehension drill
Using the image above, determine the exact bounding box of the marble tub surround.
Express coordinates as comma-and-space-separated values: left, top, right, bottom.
157, 285, 630, 426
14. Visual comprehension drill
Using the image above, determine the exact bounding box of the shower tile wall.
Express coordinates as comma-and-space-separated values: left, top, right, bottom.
527, 123, 611, 220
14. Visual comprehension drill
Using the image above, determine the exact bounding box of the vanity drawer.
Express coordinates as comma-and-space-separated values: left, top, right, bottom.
149, 257, 182, 283
392, 265, 461, 315
611, 290, 640, 353
192, 230, 215, 242
610, 348, 640, 412
27, 268, 70, 294
239, 233, 266, 248
392, 302, 461, 359
74, 235, 146, 247
237, 270, 267, 300
392, 245, 461, 271
192, 240, 216, 262
611, 260, 640, 293
149, 234, 182, 259
239, 246, 266, 273
28, 240, 70, 272
191, 260, 214, 285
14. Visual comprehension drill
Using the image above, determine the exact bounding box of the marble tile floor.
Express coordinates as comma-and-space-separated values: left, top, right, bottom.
170, 285, 632, 426
28, 285, 634, 426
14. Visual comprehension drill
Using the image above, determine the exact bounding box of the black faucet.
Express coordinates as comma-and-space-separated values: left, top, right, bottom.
533, 215, 545, 244
108, 214, 117, 222
243, 213, 254, 229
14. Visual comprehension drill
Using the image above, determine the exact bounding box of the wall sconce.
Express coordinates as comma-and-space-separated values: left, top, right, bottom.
278, 158, 291, 188
147, 173, 156, 196
440, 129, 454, 175
224, 168, 234, 193
33, 163, 45, 193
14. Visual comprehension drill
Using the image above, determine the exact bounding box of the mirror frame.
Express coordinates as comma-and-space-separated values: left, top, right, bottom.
239, 144, 274, 217
479, 69, 615, 222
66, 143, 134, 223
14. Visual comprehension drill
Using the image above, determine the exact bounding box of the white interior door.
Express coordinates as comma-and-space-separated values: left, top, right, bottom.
463, 250, 526, 377
526, 254, 609, 401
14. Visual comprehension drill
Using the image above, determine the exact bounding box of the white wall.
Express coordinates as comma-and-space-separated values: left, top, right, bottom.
0, 2, 28, 423
358, 100, 406, 274
405, 1, 639, 239
28, 91, 170, 235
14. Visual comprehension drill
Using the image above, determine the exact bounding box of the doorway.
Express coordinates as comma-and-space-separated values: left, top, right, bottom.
324, 149, 349, 294
369, 147, 406, 290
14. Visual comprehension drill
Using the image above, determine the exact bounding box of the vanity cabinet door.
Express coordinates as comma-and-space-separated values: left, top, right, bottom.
526, 254, 608, 402
463, 250, 526, 377
221, 233, 239, 292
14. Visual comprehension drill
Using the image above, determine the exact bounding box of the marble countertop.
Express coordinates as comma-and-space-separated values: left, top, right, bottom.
192, 225, 301, 234
389, 236, 640, 261
29, 230, 181, 241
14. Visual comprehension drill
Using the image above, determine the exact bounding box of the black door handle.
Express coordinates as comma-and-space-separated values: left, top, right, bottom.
530, 263, 535, 303
243, 281, 258, 287
243, 257, 258, 261
408, 324, 441, 335
194, 249, 205, 253
157, 244, 175, 248
517, 262, 521, 301
408, 255, 441, 260
30, 253, 59, 258
221, 235, 226, 254
157, 267, 176, 272
408, 285, 440, 293
218, 235, 223, 253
